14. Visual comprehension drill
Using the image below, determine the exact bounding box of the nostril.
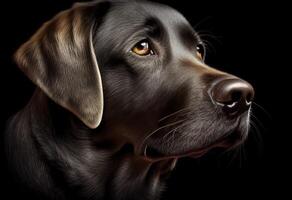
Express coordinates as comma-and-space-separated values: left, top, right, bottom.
230, 90, 242, 103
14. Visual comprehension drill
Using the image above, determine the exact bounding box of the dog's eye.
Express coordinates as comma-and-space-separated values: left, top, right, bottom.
132, 39, 154, 56
196, 43, 205, 60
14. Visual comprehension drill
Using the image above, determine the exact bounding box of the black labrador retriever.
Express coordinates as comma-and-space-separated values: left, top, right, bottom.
5, 0, 254, 199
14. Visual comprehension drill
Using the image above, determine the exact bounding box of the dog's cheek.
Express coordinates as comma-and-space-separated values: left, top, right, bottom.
101, 67, 158, 110
102, 72, 134, 112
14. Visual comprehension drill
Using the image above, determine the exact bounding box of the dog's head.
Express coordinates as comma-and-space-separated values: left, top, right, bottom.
15, 0, 254, 164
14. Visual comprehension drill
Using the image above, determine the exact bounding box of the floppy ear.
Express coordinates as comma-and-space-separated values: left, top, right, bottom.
14, 2, 110, 129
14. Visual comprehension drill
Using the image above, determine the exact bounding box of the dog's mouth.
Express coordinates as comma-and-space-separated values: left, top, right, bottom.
140, 126, 244, 162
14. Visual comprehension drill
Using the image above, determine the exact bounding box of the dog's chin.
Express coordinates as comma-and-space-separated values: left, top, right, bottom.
140, 119, 249, 162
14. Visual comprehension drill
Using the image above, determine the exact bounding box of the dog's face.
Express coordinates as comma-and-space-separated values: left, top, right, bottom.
13, 0, 254, 198
16, 0, 254, 161
93, 1, 254, 161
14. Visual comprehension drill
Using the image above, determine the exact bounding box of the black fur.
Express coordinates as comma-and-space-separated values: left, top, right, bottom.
5, 1, 253, 200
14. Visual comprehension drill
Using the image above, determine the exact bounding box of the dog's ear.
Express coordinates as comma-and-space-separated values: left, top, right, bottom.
14, 2, 110, 129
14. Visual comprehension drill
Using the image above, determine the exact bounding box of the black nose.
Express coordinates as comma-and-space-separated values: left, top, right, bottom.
209, 78, 254, 116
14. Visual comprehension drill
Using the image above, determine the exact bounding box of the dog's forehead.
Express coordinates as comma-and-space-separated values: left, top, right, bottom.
100, 1, 191, 37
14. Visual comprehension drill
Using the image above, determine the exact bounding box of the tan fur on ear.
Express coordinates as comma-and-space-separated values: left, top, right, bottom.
14, 3, 105, 129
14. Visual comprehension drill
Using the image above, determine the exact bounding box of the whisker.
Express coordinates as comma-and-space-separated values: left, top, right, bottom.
140, 119, 186, 149
249, 120, 264, 150
247, 120, 265, 163
197, 31, 223, 45
196, 29, 224, 58
252, 102, 272, 120
159, 106, 193, 122
250, 114, 265, 130
162, 123, 182, 142
193, 16, 213, 30
201, 39, 217, 56
197, 32, 222, 41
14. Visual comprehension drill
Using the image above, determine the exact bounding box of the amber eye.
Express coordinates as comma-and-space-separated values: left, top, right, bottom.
196, 43, 205, 60
132, 39, 154, 56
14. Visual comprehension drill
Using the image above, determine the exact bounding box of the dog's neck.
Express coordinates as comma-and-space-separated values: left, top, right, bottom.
6, 89, 174, 200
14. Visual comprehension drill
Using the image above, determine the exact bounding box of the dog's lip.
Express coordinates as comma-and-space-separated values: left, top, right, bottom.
140, 139, 229, 163
140, 127, 243, 163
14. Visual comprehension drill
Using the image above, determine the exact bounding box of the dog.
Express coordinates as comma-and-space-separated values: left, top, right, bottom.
5, 0, 254, 199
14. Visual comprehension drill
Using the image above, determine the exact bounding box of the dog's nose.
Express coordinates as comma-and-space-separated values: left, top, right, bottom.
209, 78, 254, 116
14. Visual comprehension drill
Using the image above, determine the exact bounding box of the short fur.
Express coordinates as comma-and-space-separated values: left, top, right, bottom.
5, 1, 252, 200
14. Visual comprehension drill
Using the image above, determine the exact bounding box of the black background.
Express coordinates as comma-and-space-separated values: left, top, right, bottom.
0, 0, 290, 199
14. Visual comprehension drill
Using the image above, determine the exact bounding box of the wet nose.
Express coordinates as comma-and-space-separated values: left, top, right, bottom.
209, 78, 254, 116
